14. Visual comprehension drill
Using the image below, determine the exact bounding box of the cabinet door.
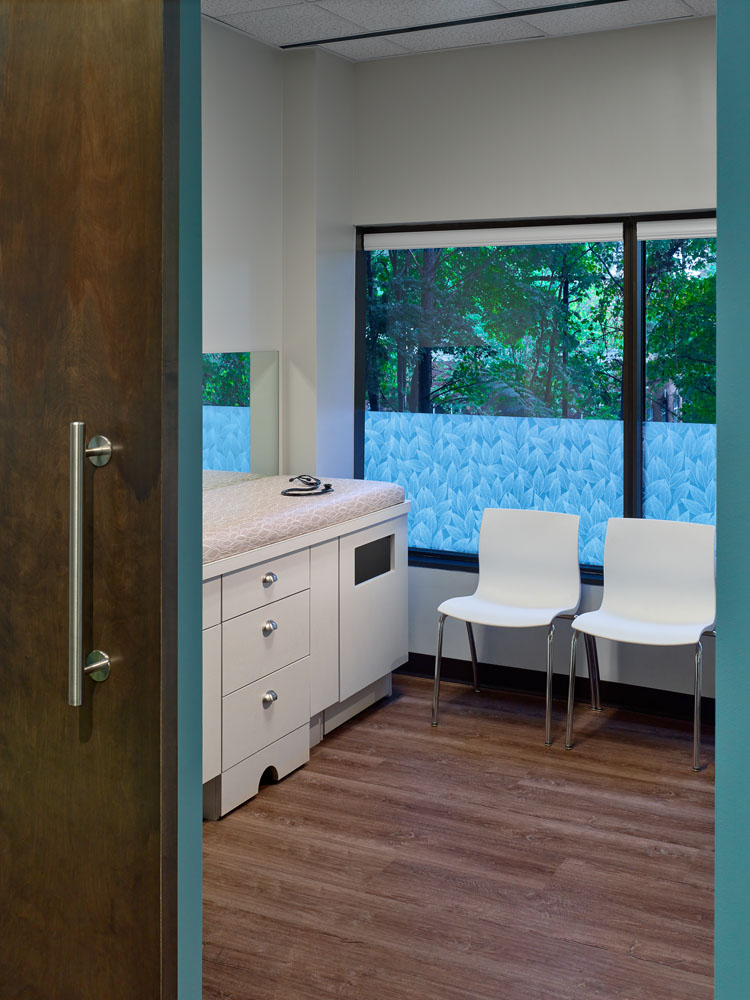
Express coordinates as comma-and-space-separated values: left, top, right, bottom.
203, 577, 221, 628
203, 626, 222, 784
338, 516, 408, 702
309, 539, 339, 716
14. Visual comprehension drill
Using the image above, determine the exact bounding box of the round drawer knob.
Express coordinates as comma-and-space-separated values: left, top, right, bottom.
262, 572, 278, 587
261, 619, 278, 637
262, 690, 278, 709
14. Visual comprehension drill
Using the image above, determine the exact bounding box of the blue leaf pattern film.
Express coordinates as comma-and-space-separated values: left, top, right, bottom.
365, 413, 716, 564
643, 422, 716, 525
203, 405, 250, 472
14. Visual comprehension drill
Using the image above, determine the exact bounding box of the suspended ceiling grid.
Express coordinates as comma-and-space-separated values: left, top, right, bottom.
201, 0, 716, 62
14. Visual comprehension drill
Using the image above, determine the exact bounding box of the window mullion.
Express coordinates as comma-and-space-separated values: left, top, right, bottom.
622, 220, 644, 518
354, 239, 367, 479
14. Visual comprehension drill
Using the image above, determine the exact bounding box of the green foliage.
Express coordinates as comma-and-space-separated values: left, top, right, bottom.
365, 238, 716, 424
366, 242, 625, 419
645, 240, 716, 423
202, 352, 250, 407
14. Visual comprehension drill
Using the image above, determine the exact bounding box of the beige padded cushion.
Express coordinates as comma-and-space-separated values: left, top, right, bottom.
203, 475, 405, 565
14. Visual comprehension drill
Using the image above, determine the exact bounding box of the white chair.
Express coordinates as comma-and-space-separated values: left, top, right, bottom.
565, 517, 716, 771
431, 508, 581, 744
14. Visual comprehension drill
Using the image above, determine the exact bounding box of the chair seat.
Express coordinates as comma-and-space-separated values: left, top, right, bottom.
573, 609, 713, 647
438, 594, 574, 629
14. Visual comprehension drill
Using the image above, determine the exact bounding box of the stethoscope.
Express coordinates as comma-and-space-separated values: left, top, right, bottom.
281, 474, 334, 497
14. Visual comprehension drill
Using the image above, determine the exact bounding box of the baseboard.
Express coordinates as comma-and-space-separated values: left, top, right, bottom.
324, 674, 392, 735
397, 652, 715, 728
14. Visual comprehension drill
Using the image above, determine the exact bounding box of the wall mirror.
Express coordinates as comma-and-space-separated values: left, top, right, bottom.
202, 351, 279, 476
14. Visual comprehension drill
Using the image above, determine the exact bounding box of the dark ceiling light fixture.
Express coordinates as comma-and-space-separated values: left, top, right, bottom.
280, 0, 651, 49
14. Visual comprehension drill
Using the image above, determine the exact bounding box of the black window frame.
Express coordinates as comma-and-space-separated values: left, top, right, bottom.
354, 210, 717, 584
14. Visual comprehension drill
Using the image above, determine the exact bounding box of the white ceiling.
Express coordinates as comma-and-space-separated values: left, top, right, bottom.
201, 0, 715, 62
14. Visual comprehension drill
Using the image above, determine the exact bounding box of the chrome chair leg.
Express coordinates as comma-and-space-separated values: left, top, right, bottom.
431, 613, 447, 726
565, 631, 578, 749
693, 640, 702, 772
466, 621, 480, 693
545, 623, 555, 746
585, 633, 602, 712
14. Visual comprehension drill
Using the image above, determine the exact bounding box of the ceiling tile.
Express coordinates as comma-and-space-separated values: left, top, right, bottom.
202, 0, 293, 16
224, 2, 365, 44
321, 36, 411, 61
682, 0, 716, 13
494, 0, 697, 9
489, 0, 569, 6
489, 0, 593, 7
396, 18, 544, 53
315, 0, 505, 32
523, 0, 696, 35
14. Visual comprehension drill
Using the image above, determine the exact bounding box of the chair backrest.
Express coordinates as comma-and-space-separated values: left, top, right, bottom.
474, 508, 580, 612
600, 518, 715, 626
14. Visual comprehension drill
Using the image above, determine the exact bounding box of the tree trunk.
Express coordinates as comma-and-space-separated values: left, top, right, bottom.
415, 247, 441, 413
397, 351, 406, 411
365, 253, 381, 410
417, 347, 432, 413
561, 273, 570, 418
389, 249, 409, 411
544, 253, 568, 410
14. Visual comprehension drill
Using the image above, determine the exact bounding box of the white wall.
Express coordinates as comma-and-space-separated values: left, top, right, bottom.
202, 24, 354, 475
314, 52, 355, 479
351, 17, 716, 695
410, 569, 715, 698
202, 20, 283, 353
353, 18, 716, 224
201, 16, 717, 695
282, 50, 355, 477
281, 51, 318, 471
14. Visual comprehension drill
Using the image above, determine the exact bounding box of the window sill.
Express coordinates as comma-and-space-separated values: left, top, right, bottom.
408, 548, 603, 586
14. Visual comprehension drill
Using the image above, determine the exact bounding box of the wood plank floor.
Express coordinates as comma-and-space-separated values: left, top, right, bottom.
203, 676, 714, 1000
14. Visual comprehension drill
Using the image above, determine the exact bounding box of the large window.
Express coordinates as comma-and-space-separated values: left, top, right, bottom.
356, 217, 716, 570
642, 232, 716, 526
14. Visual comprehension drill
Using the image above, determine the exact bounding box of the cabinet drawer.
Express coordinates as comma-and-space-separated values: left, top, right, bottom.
222, 548, 309, 620
223, 658, 310, 769
222, 589, 310, 696
203, 577, 221, 629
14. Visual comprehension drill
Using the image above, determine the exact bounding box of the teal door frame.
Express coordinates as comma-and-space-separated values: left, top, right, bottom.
716, 2, 750, 996
178, 2, 749, 996
178, 0, 203, 996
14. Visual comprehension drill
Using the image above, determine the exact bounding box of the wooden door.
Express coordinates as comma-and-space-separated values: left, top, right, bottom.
0, 2, 197, 996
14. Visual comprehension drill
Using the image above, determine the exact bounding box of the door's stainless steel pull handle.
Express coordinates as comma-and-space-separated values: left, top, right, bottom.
262, 572, 277, 587
262, 690, 278, 708
68, 422, 113, 707
261, 620, 278, 637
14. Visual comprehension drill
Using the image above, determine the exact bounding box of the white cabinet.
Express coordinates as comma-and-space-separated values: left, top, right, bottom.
202, 577, 221, 629
202, 508, 408, 819
339, 516, 408, 702
202, 625, 221, 784
309, 539, 339, 716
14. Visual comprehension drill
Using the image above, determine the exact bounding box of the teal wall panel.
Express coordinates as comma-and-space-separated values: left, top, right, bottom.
716, 2, 750, 996
178, 0, 203, 996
